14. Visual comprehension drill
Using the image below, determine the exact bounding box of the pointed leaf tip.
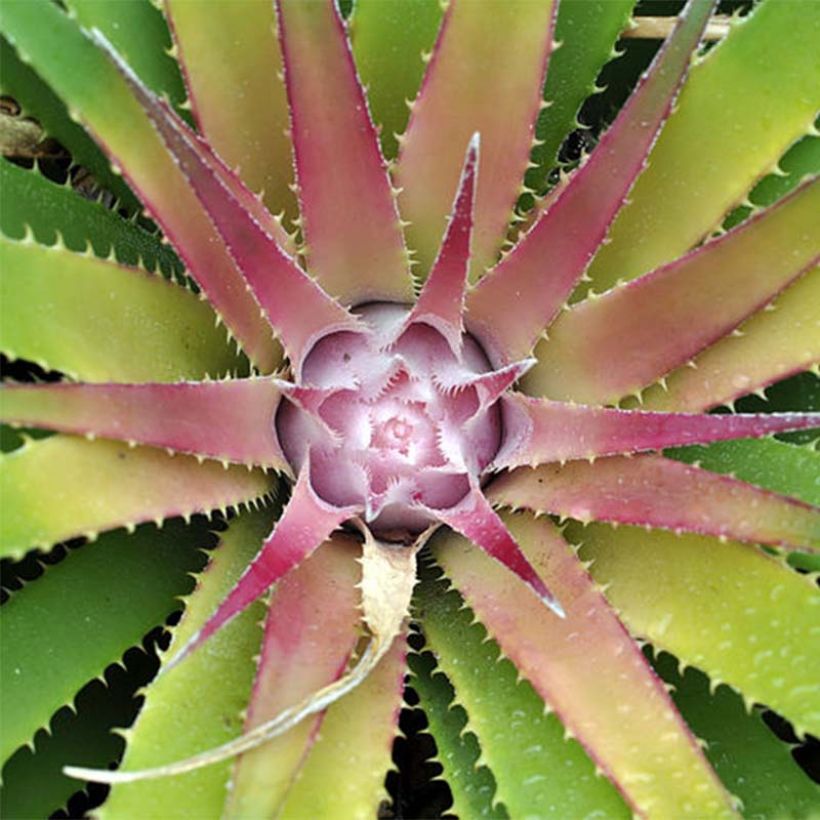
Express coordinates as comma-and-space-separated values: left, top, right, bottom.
498, 393, 820, 470
396, 0, 558, 278
90, 27, 358, 371
435, 488, 563, 618
164, 470, 356, 671
467, 0, 718, 362
403, 135, 480, 352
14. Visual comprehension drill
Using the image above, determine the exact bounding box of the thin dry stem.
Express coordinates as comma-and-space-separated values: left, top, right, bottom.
625, 15, 731, 41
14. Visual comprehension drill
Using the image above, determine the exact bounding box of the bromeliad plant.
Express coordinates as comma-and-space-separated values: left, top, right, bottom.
1, 0, 819, 816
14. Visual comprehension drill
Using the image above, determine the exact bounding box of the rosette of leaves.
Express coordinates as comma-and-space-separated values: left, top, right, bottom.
1, 0, 819, 817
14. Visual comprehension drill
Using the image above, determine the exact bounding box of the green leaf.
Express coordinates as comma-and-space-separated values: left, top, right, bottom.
666, 438, 820, 506
638, 134, 820, 415
65, 0, 187, 114
0, 425, 50, 454
734, 372, 820, 446
666, 437, 820, 571
1, 0, 279, 371
638, 269, 820, 414
724, 134, 820, 231
0, 649, 157, 819
415, 565, 628, 818
408, 648, 502, 820
0, 160, 181, 278
0, 519, 207, 764
527, 0, 635, 193
0, 35, 138, 210
165, 0, 296, 219
101, 510, 271, 819
651, 649, 820, 818
351, 0, 443, 158
586, 0, 820, 292
578, 523, 820, 737
278, 636, 407, 818
226, 536, 362, 818
0, 435, 271, 558
434, 513, 734, 817
0, 238, 240, 382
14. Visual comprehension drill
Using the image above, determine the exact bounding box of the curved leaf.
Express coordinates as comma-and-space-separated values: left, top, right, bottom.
0, 520, 206, 765
100, 511, 271, 819
0, 435, 271, 558
0, 36, 137, 209
527, 0, 635, 189
652, 650, 820, 817
434, 514, 735, 817
65, 0, 186, 112
0, 238, 239, 382
407, 648, 502, 820
585, 0, 820, 292
0, 160, 181, 278
578, 523, 820, 738
416, 566, 628, 818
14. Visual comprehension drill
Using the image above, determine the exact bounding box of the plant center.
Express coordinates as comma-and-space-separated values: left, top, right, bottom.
276, 303, 504, 540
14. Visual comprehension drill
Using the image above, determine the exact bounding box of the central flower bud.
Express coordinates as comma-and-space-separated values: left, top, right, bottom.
276, 304, 515, 540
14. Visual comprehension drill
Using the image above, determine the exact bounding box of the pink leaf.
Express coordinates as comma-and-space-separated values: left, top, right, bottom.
497, 392, 820, 469
228, 535, 362, 817
526, 177, 820, 404
165, 470, 356, 670
0, 379, 288, 470
467, 0, 717, 363
401, 135, 479, 354
434, 487, 563, 617
94, 33, 361, 372
276, 0, 413, 305
435, 359, 534, 414
490, 454, 820, 551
